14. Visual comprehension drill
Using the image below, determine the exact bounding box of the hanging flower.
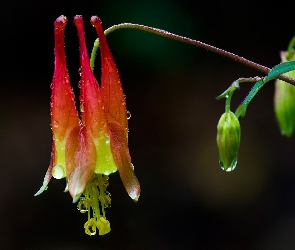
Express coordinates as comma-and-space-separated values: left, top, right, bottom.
35, 15, 140, 236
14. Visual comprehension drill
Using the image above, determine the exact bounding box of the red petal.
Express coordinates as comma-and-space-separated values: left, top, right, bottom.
51, 16, 80, 141
74, 15, 108, 139
108, 123, 140, 202
91, 16, 128, 130
66, 126, 96, 202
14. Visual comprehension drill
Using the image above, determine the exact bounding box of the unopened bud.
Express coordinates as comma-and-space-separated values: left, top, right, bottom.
217, 111, 241, 172
274, 51, 295, 137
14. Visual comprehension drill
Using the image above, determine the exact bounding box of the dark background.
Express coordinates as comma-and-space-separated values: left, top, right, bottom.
1, 0, 295, 249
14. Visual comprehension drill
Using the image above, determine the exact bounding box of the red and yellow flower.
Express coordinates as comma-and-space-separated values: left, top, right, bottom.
35, 15, 140, 236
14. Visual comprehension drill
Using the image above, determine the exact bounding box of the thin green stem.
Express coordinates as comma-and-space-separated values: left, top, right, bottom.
90, 38, 99, 70
88, 22, 295, 85
225, 92, 232, 113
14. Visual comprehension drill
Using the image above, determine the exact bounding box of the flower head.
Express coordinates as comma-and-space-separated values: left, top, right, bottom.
35, 15, 140, 236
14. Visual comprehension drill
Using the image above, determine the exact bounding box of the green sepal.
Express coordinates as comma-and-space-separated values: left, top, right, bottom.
235, 104, 247, 118
216, 87, 230, 100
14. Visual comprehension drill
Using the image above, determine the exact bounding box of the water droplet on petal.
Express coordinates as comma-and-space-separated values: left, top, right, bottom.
78, 66, 83, 75
80, 103, 84, 113
104, 170, 110, 175
105, 136, 110, 144
127, 111, 131, 120
77, 199, 88, 213
52, 120, 59, 128
87, 226, 96, 236
52, 165, 65, 179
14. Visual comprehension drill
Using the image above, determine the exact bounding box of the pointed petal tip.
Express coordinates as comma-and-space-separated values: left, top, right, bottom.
34, 190, 42, 197
34, 185, 47, 197
34, 162, 53, 197
129, 189, 140, 203
70, 185, 84, 203
72, 195, 81, 203
132, 195, 139, 203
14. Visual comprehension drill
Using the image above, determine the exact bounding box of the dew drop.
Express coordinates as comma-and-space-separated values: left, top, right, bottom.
80, 103, 84, 113
104, 170, 110, 175
105, 136, 110, 144
52, 165, 64, 179
87, 226, 96, 236
77, 200, 88, 213
80, 208, 88, 213
219, 159, 237, 172
78, 66, 83, 76
52, 120, 59, 128
127, 111, 131, 120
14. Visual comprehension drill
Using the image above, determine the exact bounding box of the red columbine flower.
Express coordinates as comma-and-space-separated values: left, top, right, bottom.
35, 15, 140, 236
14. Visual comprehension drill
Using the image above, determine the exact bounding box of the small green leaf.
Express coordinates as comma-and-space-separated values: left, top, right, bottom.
216, 88, 230, 100
266, 60, 295, 81
242, 80, 265, 106
235, 104, 247, 118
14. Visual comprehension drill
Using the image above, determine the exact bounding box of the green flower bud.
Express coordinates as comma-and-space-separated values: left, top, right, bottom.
274, 51, 295, 137
217, 111, 241, 172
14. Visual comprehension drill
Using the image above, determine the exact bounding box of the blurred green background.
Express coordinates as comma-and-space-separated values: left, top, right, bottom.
1, 0, 295, 249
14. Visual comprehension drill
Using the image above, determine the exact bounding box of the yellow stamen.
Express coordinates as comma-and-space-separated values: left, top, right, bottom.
77, 174, 111, 235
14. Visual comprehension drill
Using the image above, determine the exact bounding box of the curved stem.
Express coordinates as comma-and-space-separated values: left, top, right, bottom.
97, 23, 295, 85
90, 39, 99, 71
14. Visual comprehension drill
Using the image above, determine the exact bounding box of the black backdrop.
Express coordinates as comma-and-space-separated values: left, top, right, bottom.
1, 0, 295, 249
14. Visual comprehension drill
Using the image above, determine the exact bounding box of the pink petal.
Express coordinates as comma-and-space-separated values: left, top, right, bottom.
108, 123, 140, 202
34, 142, 55, 196
66, 126, 96, 202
